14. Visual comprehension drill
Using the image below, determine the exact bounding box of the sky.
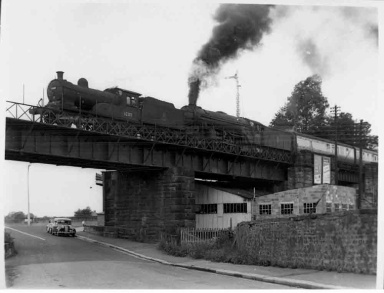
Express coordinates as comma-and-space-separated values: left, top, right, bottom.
0, 0, 381, 217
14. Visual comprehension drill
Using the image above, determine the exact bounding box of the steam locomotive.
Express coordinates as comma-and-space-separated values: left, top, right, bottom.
36, 71, 293, 152
33, 71, 377, 165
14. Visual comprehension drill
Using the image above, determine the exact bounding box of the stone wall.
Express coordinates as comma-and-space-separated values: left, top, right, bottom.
97, 213, 105, 226
235, 209, 377, 274
287, 166, 313, 189
103, 167, 195, 242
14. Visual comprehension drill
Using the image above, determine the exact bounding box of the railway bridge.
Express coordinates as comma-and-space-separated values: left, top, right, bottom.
5, 101, 295, 241
6, 101, 376, 241
5, 101, 293, 181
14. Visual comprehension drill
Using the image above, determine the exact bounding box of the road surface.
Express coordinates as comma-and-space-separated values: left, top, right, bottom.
5, 224, 292, 289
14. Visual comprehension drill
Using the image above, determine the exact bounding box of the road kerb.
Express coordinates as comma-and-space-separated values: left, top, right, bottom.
76, 235, 171, 265
76, 235, 350, 290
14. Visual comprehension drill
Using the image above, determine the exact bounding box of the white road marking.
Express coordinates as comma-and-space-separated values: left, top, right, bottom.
5, 226, 46, 241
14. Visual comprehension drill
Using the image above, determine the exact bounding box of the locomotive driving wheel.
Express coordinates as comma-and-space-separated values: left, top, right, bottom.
41, 111, 56, 124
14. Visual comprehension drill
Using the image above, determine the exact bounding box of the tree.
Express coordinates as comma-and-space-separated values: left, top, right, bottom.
5, 211, 26, 223
74, 206, 93, 217
270, 75, 378, 150
270, 75, 329, 134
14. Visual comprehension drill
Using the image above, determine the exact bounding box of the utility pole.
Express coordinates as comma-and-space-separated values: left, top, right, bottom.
330, 105, 340, 185
225, 71, 241, 117
27, 163, 31, 226
358, 119, 364, 210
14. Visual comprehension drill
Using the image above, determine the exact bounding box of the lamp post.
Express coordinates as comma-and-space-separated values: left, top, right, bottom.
27, 163, 31, 226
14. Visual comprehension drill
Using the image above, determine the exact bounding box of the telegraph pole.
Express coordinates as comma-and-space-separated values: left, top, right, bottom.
225, 71, 241, 117
330, 105, 340, 185
358, 119, 364, 209
27, 163, 31, 226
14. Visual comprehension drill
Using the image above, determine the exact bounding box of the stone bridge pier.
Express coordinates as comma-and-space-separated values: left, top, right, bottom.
103, 167, 196, 242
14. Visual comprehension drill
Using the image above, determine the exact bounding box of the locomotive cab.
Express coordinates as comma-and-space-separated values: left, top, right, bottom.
103, 87, 142, 108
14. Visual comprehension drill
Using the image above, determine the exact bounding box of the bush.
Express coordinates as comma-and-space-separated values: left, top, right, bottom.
158, 239, 188, 257
187, 242, 215, 259
158, 233, 254, 266
4, 231, 17, 258
5, 231, 13, 243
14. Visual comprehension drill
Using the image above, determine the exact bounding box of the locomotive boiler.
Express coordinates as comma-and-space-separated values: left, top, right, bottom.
41, 71, 185, 129
182, 105, 293, 151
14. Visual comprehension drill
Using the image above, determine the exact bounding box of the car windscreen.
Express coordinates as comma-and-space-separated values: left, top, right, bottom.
57, 220, 71, 225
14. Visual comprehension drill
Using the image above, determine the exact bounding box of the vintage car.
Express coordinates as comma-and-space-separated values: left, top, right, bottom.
46, 218, 76, 237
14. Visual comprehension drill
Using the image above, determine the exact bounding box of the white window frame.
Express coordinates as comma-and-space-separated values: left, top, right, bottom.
280, 202, 294, 215
259, 203, 272, 215
303, 202, 317, 214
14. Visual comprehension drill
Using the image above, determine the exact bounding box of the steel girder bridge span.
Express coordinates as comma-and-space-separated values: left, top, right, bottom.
5, 101, 293, 183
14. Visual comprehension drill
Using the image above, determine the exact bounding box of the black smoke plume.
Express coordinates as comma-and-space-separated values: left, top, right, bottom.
188, 4, 274, 106
188, 78, 201, 106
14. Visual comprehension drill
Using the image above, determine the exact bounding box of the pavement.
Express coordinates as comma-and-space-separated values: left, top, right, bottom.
75, 228, 377, 290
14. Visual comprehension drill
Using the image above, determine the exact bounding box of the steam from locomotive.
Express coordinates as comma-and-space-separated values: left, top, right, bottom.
188, 4, 274, 106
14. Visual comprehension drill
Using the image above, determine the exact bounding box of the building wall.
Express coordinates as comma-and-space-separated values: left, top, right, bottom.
254, 185, 356, 219
195, 184, 251, 229
235, 209, 377, 274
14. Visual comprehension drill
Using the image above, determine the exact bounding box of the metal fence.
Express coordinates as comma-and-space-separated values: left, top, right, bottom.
180, 227, 230, 244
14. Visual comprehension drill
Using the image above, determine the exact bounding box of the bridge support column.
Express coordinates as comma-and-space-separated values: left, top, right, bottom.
362, 163, 378, 209
103, 167, 195, 242
288, 150, 314, 189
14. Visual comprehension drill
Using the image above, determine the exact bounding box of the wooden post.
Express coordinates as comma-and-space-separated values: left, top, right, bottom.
358, 119, 363, 209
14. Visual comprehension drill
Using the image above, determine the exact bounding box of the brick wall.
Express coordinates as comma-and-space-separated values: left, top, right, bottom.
235, 209, 377, 274
103, 167, 195, 242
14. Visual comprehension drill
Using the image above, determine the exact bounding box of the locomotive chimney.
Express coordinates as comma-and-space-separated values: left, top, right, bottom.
188, 78, 201, 106
56, 71, 64, 80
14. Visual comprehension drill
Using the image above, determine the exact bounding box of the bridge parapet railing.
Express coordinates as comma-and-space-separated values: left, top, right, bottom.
6, 101, 44, 122
6, 101, 293, 164
6, 101, 91, 128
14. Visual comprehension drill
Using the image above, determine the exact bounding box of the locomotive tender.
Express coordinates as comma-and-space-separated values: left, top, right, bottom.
36, 71, 377, 165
